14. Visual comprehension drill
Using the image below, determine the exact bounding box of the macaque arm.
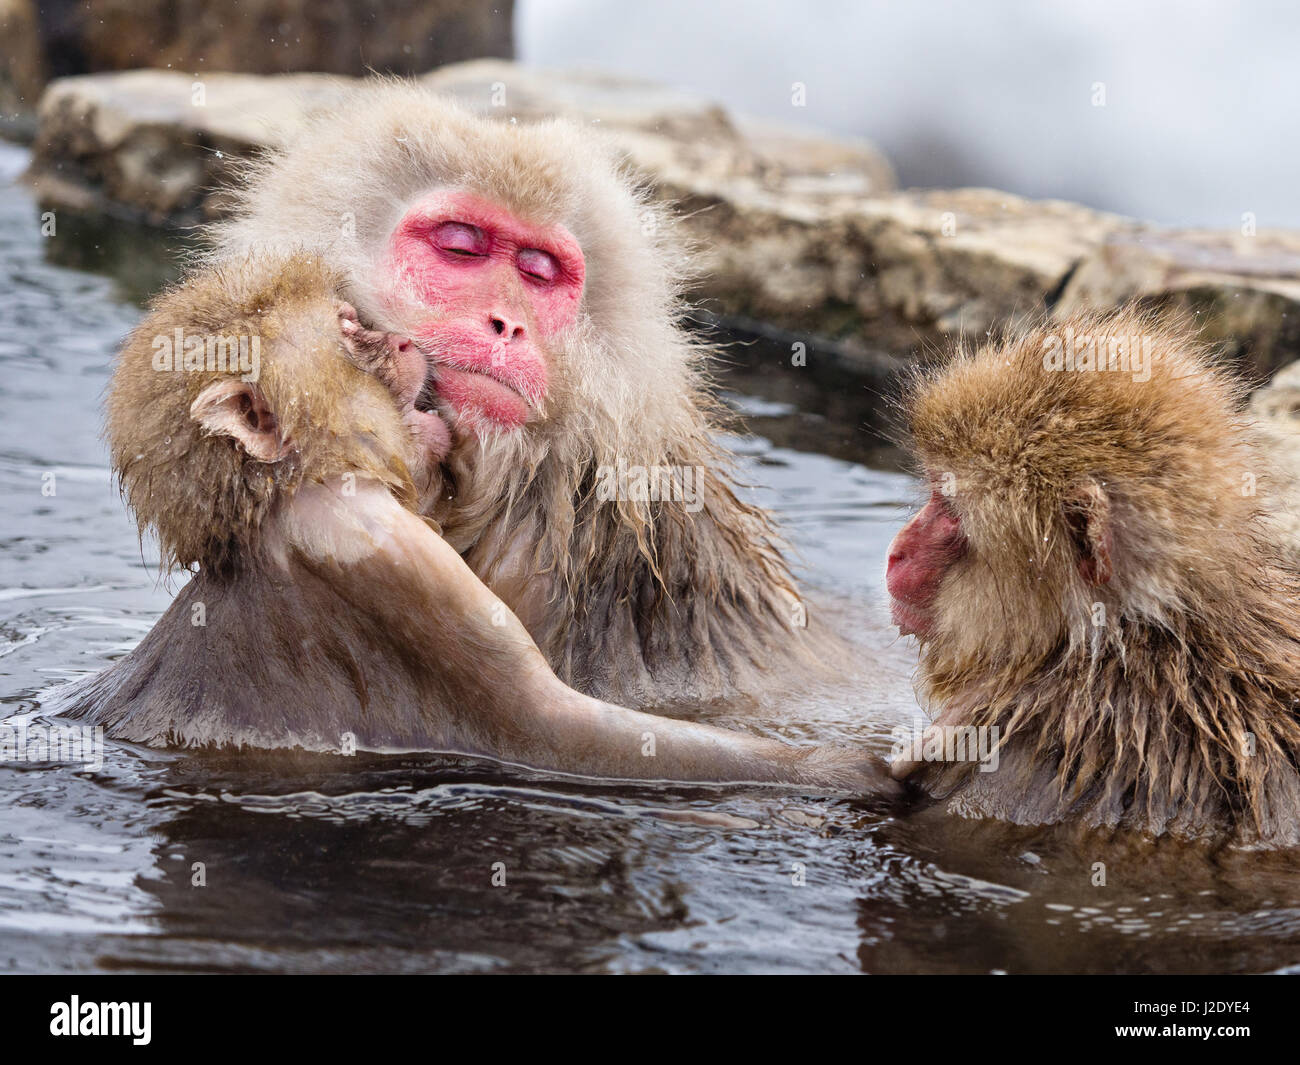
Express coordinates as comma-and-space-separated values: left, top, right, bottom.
281, 479, 898, 795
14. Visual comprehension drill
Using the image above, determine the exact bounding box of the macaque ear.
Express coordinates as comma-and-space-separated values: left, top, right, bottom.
190, 380, 291, 463
1062, 479, 1113, 585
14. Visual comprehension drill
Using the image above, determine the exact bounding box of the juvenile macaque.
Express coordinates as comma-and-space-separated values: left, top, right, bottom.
63, 254, 894, 793
887, 309, 1300, 845
203, 83, 825, 705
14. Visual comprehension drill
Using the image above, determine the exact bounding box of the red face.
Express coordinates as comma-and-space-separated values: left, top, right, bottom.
885, 489, 968, 638
382, 190, 586, 433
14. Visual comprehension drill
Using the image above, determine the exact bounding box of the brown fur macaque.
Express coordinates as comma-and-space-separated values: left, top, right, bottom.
887, 309, 1300, 845
63, 254, 894, 793
205, 84, 825, 706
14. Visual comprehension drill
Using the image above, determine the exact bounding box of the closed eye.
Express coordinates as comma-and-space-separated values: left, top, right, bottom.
518, 248, 560, 283
430, 221, 488, 256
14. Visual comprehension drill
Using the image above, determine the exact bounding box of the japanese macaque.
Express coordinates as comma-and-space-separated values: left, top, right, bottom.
200, 82, 821, 706
62, 253, 895, 792
886, 308, 1300, 846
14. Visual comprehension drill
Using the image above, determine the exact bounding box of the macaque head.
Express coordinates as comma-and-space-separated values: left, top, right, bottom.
888, 310, 1263, 677
210, 86, 698, 554
377, 189, 586, 434
109, 257, 417, 575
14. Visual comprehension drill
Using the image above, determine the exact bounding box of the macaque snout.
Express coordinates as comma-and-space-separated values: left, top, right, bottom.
415, 317, 549, 431
886, 491, 967, 638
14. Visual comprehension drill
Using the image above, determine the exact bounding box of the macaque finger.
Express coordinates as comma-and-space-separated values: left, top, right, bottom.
337, 301, 448, 494
404, 408, 451, 466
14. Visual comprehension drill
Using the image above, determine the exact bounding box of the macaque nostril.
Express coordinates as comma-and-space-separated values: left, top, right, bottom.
490, 317, 525, 340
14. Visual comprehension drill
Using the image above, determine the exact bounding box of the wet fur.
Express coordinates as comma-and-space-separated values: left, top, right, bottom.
63, 252, 893, 791
203, 82, 832, 705
902, 307, 1300, 846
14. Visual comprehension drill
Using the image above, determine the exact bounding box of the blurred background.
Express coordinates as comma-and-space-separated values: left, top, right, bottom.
4, 0, 1295, 227
524, 0, 1297, 228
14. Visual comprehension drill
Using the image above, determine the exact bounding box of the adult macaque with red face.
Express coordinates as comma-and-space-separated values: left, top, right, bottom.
204, 83, 827, 705
886, 311, 1300, 846
60, 86, 895, 794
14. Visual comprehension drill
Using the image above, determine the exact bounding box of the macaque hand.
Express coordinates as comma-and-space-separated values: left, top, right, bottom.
337, 303, 451, 467
804, 744, 906, 796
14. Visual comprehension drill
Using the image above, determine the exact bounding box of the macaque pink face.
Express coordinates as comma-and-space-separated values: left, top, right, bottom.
381, 190, 586, 433
885, 488, 968, 638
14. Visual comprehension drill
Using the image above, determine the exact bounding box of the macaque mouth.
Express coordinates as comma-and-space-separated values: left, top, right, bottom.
890, 598, 934, 639
432, 365, 534, 428
401, 322, 548, 431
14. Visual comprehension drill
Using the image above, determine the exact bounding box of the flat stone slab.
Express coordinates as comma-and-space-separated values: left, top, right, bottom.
23, 61, 1300, 375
